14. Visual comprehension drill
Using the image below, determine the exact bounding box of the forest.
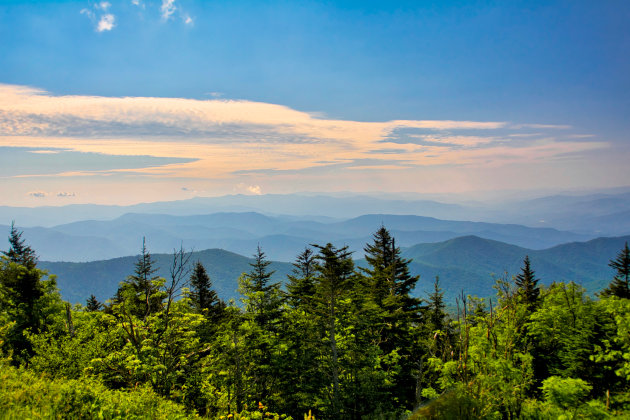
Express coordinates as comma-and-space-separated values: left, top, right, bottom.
1, 223, 629, 419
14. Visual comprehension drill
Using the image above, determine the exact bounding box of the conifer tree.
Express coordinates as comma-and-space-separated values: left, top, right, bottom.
312, 243, 355, 418
189, 261, 225, 321
86, 294, 102, 312
2, 221, 37, 269
515, 255, 540, 310
240, 245, 282, 329
118, 238, 162, 318
286, 247, 316, 308
601, 242, 630, 299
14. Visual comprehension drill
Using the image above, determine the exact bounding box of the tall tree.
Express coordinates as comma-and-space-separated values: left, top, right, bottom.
189, 261, 225, 322
286, 247, 316, 308
118, 238, 163, 318
601, 242, 630, 299
515, 256, 540, 310
2, 221, 37, 269
360, 226, 422, 409
86, 294, 102, 312
312, 243, 355, 418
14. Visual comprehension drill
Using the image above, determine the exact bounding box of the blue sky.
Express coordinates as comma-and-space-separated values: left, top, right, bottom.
0, 0, 628, 205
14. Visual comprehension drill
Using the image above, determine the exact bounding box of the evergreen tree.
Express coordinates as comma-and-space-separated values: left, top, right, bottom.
2, 221, 37, 269
118, 238, 163, 318
360, 226, 422, 409
312, 243, 355, 418
601, 242, 630, 299
515, 255, 540, 310
240, 245, 282, 329
286, 247, 316, 308
86, 294, 102, 312
189, 261, 225, 321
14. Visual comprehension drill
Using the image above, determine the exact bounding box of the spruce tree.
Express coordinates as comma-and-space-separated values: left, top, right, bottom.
189, 261, 225, 321
3, 221, 37, 268
119, 238, 162, 318
601, 242, 630, 299
286, 247, 316, 308
240, 245, 282, 328
86, 294, 102, 311
515, 255, 540, 310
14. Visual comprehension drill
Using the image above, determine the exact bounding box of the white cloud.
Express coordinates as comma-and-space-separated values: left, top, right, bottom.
131, 0, 142, 5
80, 8, 95, 19
97, 14, 116, 32
97, 1, 111, 11
183, 14, 193, 25
161, 0, 177, 20
247, 185, 262, 195
57, 192, 76, 197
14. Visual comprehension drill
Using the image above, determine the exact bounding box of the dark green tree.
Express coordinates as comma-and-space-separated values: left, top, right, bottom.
601, 242, 630, 299
515, 256, 540, 310
189, 261, 225, 322
117, 238, 163, 318
86, 294, 102, 312
286, 247, 316, 308
2, 221, 37, 269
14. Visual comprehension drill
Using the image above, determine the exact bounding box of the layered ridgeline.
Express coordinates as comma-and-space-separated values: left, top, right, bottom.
39, 234, 630, 304
3, 212, 595, 263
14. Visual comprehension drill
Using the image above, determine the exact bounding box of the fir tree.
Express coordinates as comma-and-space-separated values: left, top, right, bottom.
119, 238, 162, 318
286, 247, 316, 308
240, 245, 282, 329
86, 294, 102, 312
515, 255, 540, 310
3, 221, 37, 269
601, 242, 630, 299
189, 261, 225, 321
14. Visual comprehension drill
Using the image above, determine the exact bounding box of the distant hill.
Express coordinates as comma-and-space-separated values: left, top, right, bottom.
39, 248, 293, 305
402, 235, 630, 301
5, 211, 593, 262
39, 234, 629, 305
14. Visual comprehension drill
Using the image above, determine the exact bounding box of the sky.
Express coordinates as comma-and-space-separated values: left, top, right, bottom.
0, 0, 629, 206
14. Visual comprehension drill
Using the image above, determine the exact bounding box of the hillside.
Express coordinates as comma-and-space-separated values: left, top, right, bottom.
39, 234, 630, 305
39, 248, 293, 305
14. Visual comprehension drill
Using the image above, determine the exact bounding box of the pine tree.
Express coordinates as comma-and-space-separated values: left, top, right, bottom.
86, 294, 102, 311
286, 247, 316, 308
515, 255, 540, 310
240, 245, 282, 329
312, 243, 355, 418
119, 238, 162, 318
601, 242, 630, 299
189, 261, 225, 321
3, 221, 37, 269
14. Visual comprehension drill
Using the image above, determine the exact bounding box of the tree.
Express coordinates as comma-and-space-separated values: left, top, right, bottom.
3, 221, 37, 269
515, 256, 540, 310
118, 238, 163, 318
239, 245, 282, 329
286, 247, 316, 308
601, 242, 630, 299
86, 294, 102, 312
189, 261, 225, 322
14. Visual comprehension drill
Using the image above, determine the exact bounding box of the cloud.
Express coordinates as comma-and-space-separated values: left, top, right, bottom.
0, 83, 607, 184
183, 15, 193, 25
97, 14, 116, 32
81, 3, 116, 32
57, 192, 76, 197
131, 0, 143, 6
161, 0, 177, 20
247, 185, 262, 195
28, 191, 47, 198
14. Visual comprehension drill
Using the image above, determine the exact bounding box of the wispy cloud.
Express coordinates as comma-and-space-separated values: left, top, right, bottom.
0, 83, 607, 185
57, 192, 76, 197
81, 2, 116, 32
161, 0, 177, 21
28, 191, 47, 198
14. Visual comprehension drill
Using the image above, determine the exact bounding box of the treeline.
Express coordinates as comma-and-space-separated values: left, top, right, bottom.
0, 222, 629, 419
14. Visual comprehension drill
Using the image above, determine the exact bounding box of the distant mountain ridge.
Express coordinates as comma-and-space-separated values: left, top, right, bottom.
3, 211, 594, 262
38, 234, 630, 305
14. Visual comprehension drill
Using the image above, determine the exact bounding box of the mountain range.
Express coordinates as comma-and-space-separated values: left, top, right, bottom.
2, 212, 595, 263
38, 234, 629, 305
